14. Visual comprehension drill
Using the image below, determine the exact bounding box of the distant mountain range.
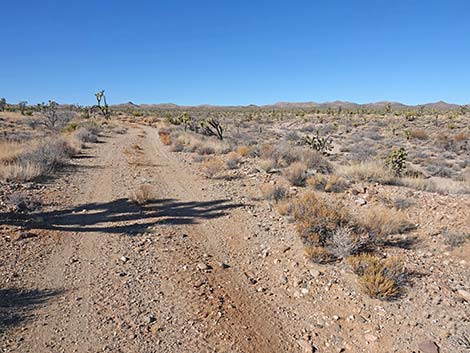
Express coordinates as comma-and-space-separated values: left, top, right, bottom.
112, 100, 466, 111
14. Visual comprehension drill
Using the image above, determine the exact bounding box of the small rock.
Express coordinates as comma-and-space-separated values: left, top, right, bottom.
309, 269, 321, 278
197, 263, 211, 271
143, 315, 157, 325
355, 197, 367, 206
120, 256, 129, 263
217, 262, 230, 269
418, 340, 439, 353
456, 289, 470, 302
364, 334, 378, 342
298, 339, 316, 353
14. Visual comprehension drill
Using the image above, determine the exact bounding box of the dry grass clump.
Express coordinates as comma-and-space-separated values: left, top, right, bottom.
283, 162, 307, 186
1, 162, 43, 182
201, 158, 224, 178
1, 139, 77, 181
337, 161, 394, 184
292, 192, 372, 263
307, 174, 348, 193
158, 130, 172, 145
348, 254, 407, 300
260, 183, 287, 202
360, 205, 412, 238
225, 151, 241, 169
0, 141, 26, 163
131, 185, 154, 205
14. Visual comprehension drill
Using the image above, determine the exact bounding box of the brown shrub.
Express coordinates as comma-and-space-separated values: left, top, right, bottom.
307, 174, 348, 193
260, 183, 287, 202
158, 130, 172, 145
409, 129, 428, 140
275, 199, 293, 216
201, 158, 224, 178
259, 159, 277, 172
236, 145, 251, 157
226, 151, 241, 169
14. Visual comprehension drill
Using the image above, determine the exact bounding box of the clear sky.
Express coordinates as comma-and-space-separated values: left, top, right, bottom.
1, 0, 469, 106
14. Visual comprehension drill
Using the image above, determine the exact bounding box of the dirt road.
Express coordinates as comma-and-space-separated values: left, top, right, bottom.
1, 126, 302, 353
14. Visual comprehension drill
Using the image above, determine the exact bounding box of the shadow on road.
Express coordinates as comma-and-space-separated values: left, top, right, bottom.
0, 288, 63, 334
1, 198, 244, 235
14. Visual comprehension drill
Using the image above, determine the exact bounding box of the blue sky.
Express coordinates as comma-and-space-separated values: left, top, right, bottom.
1, 0, 469, 105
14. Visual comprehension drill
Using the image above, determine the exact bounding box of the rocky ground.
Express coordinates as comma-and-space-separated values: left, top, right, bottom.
1, 121, 469, 353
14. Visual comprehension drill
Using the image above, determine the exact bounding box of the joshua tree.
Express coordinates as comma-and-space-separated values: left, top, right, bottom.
37, 100, 60, 130
19, 101, 27, 115
0, 98, 6, 111
200, 118, 224, 140
92, 90, 110, 119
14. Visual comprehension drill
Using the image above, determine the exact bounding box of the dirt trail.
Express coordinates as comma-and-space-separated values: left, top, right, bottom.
2, 127, 299, 353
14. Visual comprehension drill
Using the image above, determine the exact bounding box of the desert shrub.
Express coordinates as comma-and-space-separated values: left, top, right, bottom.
360, 205, 412, 238
298, 149, 332, 173
392, 198, 414, 210
17, 139, 76, 174
283, 162, 307, 186
338, 161, 394, 184
76, 127, 98, 143
131, 185, 153, 205
63, 121, 79, 132
5, 192, 41, 212
442, 229, 469, 248
260, 184, 287, 202
292, 192, 372, 262
225, 151, 241, 169
196, 144, 215, 155
261, 143, 299, 167
201, 158, 224, 178
348, 254, 406, 300
1, 139, 76, 181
